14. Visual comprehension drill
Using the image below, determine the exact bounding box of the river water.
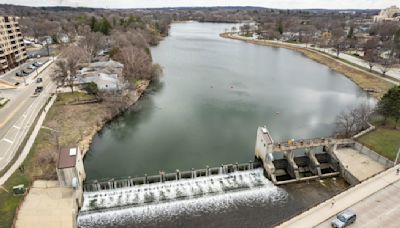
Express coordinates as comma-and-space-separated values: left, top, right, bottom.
81, 22, 374, 227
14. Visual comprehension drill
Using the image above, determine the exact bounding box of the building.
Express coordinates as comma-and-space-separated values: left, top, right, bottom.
0, 16, 27, 73
57, 33, 69, 43
374, 5, 400, 22
77, 60, 125, 91
56, 146, 86, 188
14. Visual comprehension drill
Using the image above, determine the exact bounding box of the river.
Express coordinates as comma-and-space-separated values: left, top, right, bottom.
80, 22, 374, 227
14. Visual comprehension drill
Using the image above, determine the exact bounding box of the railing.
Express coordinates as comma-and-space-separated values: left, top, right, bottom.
273, 138, 353, 151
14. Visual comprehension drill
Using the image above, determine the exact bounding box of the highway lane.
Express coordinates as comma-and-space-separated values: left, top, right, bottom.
0, 61, 55, 172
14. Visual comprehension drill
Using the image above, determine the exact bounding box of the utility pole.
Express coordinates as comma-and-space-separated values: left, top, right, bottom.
394, 147, 400, 166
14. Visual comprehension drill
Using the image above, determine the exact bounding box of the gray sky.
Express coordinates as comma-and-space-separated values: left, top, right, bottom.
1, 0, 398, 9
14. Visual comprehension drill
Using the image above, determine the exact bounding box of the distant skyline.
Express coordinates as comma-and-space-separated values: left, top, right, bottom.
0, 0, 398, 9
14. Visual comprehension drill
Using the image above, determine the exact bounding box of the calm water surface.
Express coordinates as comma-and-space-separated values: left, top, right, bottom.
85, 22, 373, 179
81, 22, 374, 228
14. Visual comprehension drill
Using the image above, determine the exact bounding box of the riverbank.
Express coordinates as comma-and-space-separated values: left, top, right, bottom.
0, 81, 149, 228
220, 33, 394, 99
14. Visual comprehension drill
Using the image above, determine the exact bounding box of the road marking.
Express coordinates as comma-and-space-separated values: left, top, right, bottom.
13, 125, 21, 129
3, 138, 13, 144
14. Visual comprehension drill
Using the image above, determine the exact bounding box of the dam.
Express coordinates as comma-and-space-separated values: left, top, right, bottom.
78, 125, 355, 227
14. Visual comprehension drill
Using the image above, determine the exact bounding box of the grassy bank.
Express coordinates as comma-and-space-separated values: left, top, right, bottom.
358, 119, 400, 161
0, 83, 149, 227
220, 33, 394, 99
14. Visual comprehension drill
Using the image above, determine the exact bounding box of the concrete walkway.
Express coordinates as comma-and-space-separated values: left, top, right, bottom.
334, 148, 385, 181
277, 164, 400, 228
15, 180, 76, 228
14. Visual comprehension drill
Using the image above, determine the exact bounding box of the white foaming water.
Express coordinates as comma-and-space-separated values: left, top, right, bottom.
78, 169, 288, 227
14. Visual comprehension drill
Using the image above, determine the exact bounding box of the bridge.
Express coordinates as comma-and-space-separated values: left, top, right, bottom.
255, 126, 353, 185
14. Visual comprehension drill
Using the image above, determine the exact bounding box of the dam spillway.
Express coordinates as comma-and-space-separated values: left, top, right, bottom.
78, 168, 289, 227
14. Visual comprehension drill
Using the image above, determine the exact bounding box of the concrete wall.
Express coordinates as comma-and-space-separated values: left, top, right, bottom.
341, 167, 361, 186
57, 167, 78, 187
354, 142, 394, 168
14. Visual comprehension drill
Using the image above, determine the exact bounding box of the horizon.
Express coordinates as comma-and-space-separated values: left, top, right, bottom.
0, 0, 398, 10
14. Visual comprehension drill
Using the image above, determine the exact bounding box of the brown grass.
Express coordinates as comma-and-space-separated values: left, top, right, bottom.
221, 33, 394, 99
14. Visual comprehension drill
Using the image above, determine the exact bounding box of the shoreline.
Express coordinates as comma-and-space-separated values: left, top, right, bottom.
220, 32, 394, 99
80, 80, 150, 157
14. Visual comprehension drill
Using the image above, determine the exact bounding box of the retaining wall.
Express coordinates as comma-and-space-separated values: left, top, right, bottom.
354, 142, 394, 168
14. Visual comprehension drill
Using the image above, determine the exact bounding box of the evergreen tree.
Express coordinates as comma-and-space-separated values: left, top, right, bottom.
377, 86, 400, 127
90, 16, 97, 32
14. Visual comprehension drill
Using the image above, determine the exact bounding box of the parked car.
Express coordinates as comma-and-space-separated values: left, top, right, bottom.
331, 210, 356, 228
27, 64, 36, 70
33, 62, 42, 67
15, 71, 25, 77
36, 77, 43, 83
22, 69, 32, 75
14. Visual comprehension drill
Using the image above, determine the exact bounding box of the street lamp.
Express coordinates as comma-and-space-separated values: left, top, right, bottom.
41, 126, 60, 151
394, 147, 400, 166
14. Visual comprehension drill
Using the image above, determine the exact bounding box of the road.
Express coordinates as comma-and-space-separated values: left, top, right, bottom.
277, 164, 400, 228
0, 60, 56, 172
316, 179, 400, 228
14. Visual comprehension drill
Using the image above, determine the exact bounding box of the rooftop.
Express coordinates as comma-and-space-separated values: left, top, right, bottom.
57, 146, 78, 169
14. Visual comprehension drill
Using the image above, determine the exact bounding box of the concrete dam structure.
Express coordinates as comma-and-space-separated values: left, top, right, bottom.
78, 125, 362, 227
255, 126, 353, 185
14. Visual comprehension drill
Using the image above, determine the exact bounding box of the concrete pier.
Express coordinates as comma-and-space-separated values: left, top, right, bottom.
255, 126, 343, 185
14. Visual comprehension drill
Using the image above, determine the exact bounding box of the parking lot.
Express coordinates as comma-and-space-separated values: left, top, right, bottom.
0, 56, 51, 86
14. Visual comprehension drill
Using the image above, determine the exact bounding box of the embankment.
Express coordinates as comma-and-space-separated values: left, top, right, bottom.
220, 33, 394, 99
79, 80, 150, 157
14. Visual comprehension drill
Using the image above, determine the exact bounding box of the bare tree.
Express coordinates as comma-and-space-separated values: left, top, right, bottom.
363, 38, 379, 72
379, 56, 394, 76
335, 104, 371, 138
53, 60, 68, 89
113, 46, 162, 83
54, 45, 87, 93
79, 31, 106, 62
330, 26, 346, 57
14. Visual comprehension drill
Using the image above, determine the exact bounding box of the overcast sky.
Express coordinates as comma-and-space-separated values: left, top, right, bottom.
1, 0, 398, 9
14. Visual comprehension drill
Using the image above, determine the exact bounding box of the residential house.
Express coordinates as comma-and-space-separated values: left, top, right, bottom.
77, 60, 125, 91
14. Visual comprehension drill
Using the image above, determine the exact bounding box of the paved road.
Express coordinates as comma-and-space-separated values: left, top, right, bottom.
0, 60, 55, 172
316, 179, 400, 228
277, 164, 400, 228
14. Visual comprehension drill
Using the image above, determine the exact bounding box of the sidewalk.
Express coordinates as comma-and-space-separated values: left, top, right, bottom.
277, 164, 400, 228
14, 180, 76, 228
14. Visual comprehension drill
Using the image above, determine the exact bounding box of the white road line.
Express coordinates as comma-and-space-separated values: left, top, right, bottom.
3, 138, 13, 144
13, 125, 21, 129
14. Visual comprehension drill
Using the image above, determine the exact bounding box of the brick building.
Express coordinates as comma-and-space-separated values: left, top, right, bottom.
0, 16, 27, 73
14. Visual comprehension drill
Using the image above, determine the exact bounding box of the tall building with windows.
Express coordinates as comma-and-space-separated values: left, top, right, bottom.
374, 5, 400, 22
0, 16, 27, 73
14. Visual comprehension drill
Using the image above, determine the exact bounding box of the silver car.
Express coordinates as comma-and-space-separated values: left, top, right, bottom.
331, 210, 356, 228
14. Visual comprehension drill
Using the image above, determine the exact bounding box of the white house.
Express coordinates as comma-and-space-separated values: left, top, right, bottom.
76, 60, 125, 91
57, 33, 69, 43
80, 72, 122, 90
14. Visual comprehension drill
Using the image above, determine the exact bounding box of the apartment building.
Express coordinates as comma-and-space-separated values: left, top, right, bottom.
0, 16, 27, 73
